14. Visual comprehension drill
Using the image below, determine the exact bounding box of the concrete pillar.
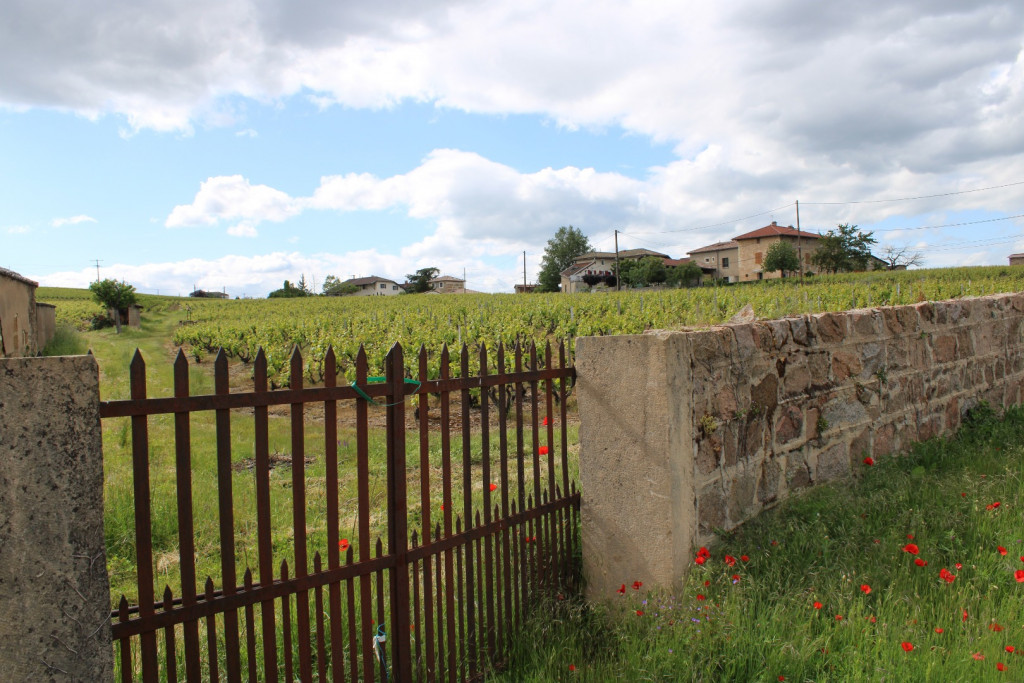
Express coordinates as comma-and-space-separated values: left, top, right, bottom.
0, 355, 111, 681
576, 332, 695, 598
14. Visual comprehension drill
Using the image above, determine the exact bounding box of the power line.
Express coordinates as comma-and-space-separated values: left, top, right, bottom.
801, 179, 1024, 206
873, 213, 1024, 233
628, 202, 796, 235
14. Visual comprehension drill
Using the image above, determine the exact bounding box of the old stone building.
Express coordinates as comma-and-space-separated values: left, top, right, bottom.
0, 267, 55, 356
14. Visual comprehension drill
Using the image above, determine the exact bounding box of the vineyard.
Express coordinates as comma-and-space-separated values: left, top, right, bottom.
39, 266, 1024, 385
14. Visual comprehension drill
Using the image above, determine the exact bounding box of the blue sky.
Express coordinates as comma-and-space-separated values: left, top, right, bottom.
2, 0, 1024, 295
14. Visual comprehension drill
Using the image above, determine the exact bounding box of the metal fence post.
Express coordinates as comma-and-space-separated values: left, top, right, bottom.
386, 343, 413, 681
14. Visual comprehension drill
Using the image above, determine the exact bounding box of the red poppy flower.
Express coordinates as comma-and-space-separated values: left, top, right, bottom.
901, 642, 914, 652
704, 580, 710, 587
538, 446, 549, 455
813, 601, 823, 610
955, 562, 962, 569
440, 504, 444, 511
863, 456, 875, 466
997, 662, 1007, 672
569, 664, 576, 672
731, 574, 740, 583
697, 546, 710, 558
903, 543, 919, 555
835, 615, 843, 621
973, 652, 985, 661
915, 558, 928, 567
1020, 556, 1024, 562
741, 555, 749, 562
489, 482, 497, 491
632, 581, 643, 590
991, 623, 1004, 632
724, 555, 737, 567
939, 568, 956, 583
869, 615, 877, 623
907, 534, 915, 540
778, 677, 785, 682
617, 584, 625, 595
987, 501, 1002, 510
1016, 570, 1024, 583
1007, 646, 1015, 654
963, 610, 969, 622
961, 492, 966, 497
860, 584, 871, 595
339, 539, 350, 552
636, 610, 643, 616
697, 594, 705, 601
771, 540, 778, 546
935, 628, 944, 633
542, 416, 549, 426
999, 546, 1008, 556
695, 556, 706, 565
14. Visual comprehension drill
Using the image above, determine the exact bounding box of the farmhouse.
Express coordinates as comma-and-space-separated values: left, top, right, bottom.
560, 248, 670, 293
428, 275, 467, 294
1010, 254, 1024, 266
688, 221, 822, 282
342, 276, 404, 296
0, 267, 56, 356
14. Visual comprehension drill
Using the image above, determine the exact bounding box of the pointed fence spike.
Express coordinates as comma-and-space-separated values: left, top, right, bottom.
163, 585, 174, 603
174, 348, 188, 366
119, 595, 129, 611
215, 347, 228, 365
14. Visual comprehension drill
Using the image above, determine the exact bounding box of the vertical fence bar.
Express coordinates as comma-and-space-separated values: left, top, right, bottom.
117, 597, 131, 682
386, 343, 413, 682
432, 526, 446, 683
513, 344, 525, 511
162, 586, 177, 682
243, 571, 257, 682
479, 345, 496, 662
374, 539, 386, 683
459, 345, 477, 675
323, 348, 345, 683
214, 349, 242, 682
439, 345, 457, 682
411, 533, 422, 678
454, 517, 466, 683
280, 562, 293, 683
345, 549, 358, 683
529, 344, 542, 512
251, 349, 278, 681
559, 342, 570, 498
417, 345, 436, 681
314, 554, 328, 683
289, 348, 314, 682
204, 578, 219, 683
544, 343, 556, 504
173, 350, 203, 681
496, 344, 513, 662
355, 347, 375, 683
129, 350, 159, 681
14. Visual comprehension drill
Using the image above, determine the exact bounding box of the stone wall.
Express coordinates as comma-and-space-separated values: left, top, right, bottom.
577, 292, 1024, 598
0, 355, 111, 681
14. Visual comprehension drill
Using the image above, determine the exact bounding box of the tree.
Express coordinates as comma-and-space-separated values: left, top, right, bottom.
811, 224, 877, 274
879, 245, 925, 270
762, 240, 801, 278
322, 275, 359, 296
267, 280, 308, 298
668, 261, 703, 287
89, 278, 138, 334
537, 226, 592, 292
404, 267, 440, 294
581, 273, 605, 288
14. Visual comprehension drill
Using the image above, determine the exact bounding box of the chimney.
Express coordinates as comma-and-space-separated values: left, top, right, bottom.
771, 220, 777, 226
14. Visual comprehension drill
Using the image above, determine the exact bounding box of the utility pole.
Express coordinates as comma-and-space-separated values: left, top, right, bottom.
614, 229, 621, 292
92, 259, 103, 282
523, 251, 527, 290
796, 200, 803, 282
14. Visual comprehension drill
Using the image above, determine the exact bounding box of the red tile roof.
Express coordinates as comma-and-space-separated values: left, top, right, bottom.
688, 240, 739, 254
734, 222, 820, 241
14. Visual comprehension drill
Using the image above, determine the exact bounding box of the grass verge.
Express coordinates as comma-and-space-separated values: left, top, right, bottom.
493, 403, 1024, 682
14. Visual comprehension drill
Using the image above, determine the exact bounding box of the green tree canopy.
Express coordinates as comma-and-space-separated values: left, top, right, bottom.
667, 260, 703, 287
404, 267, 440, 294
267, 280, 309, 298
615, 256, 667, 288
811, 224, 877, 274
762, 240, 801, 277
537, 226, 592, 292
89, 278, 138, 333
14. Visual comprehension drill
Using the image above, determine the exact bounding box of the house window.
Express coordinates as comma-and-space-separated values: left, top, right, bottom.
755, 252, 763, 265
757, 272, 763, 280
704, 257, 710, 263
392, 285, 398, 290
380, 283, 386, 289
722, 257, 729, 268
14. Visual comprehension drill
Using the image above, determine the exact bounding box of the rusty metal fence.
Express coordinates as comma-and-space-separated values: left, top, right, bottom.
100, 340, 580, 681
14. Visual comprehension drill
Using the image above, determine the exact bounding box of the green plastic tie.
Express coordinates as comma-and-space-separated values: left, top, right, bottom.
350, 376, 421, 407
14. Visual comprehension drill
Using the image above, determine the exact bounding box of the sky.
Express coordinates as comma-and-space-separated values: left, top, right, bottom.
2, 0, 1024, 297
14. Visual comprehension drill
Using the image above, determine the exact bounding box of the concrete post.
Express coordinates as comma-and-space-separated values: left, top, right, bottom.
0, 355, 111, 681
576, 332, 696, 598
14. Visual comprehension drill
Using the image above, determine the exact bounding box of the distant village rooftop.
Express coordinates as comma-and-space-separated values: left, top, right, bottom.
733, 221, 820, 241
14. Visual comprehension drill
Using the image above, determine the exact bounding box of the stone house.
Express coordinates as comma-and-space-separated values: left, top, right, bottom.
342, 276, 404, 296
687, 241, 741, 282
1010, 254, 1024, 266
0, 267, 56, 356
688, 222, 821, 282
428, 275, 466, 294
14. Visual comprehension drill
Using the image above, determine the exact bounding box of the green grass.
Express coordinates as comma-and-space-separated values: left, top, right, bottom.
493, 404, 1024, 682
40, 324, 88, 356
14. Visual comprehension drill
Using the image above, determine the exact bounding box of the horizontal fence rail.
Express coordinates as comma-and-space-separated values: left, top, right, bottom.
100, 340, 579, 682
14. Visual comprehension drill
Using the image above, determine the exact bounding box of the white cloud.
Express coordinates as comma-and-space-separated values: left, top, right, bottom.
166, 174, 303, 234
51, 214, 97, 227
6, 225, 30, 234
235, 128, 258, 137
